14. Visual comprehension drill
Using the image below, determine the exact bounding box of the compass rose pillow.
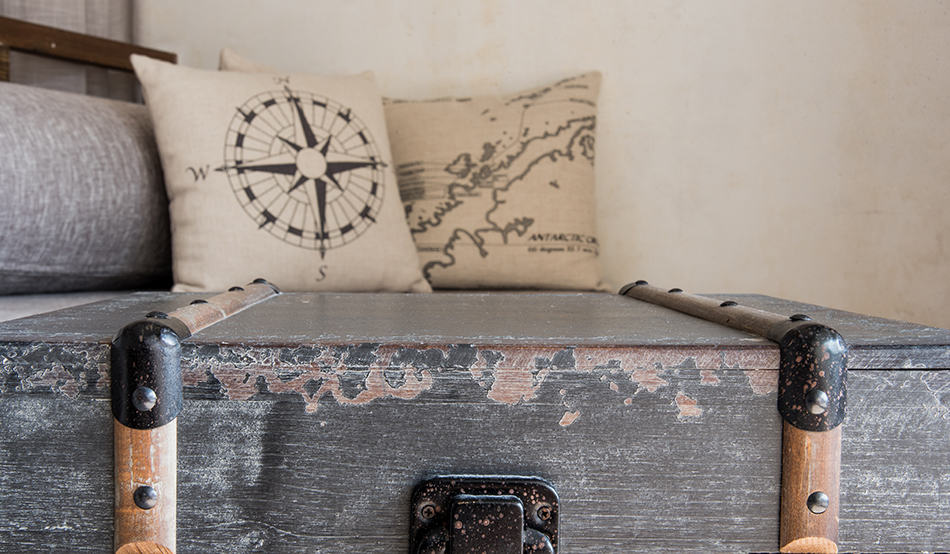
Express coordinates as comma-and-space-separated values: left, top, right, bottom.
130, 55, 430, 293
220, 50, 603, 290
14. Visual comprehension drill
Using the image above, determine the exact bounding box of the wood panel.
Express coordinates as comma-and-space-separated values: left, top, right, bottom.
0, 369, 948, 552
114, 421, 176, 553
1, 292, 948, 369
1, 292, 948, 552
0, 45, 9, 81
779, 425, 841, 552
0, 16, 175, 73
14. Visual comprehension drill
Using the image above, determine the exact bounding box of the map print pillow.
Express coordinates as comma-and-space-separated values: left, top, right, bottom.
385, 73, 604, 289
131, 55, 430, 293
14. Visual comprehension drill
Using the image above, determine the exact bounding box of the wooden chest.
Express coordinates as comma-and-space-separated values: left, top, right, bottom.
1, 285, 948, 552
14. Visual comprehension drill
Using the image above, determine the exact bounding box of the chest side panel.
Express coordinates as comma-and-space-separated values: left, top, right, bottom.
1, 367, 948, 552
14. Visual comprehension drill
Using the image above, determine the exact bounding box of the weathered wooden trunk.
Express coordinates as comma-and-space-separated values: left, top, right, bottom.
1, 290, 948, 552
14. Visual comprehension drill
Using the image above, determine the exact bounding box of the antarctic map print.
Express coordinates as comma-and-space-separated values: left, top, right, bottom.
393, 74, 598, 282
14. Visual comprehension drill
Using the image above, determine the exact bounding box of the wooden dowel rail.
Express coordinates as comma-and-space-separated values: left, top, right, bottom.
112, 281, 279, 553
620, 281, 792, 339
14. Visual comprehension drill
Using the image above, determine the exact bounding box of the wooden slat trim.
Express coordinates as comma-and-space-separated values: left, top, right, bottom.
0, 45, 8, 81
621, 282, 790, 338
114, 420, 176, 553
779, 423, 841, 552
165, 282, 279, 336
0, 16, 175, 73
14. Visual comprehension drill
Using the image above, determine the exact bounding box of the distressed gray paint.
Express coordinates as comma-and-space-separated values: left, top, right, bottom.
1, 370, 948, 552
0, 292, 948, 552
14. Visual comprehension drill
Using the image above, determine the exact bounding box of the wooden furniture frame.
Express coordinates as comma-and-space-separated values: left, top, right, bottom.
0, 15, 175, 82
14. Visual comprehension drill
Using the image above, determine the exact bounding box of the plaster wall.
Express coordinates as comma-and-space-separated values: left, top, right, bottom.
133, 0, 950, 328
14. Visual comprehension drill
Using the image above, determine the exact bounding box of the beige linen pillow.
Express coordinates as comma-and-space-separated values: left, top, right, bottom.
220, 50, 603, 289
131, 55, 430, 292
386, 73, 603, 290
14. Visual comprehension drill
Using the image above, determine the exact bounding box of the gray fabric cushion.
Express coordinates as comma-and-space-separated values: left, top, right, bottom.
0, 82, 172, 293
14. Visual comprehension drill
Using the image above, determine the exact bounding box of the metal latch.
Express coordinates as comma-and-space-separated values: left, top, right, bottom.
410, 476, 559, 553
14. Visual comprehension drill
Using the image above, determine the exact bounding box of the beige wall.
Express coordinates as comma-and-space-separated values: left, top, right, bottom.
133, 0, 950, 328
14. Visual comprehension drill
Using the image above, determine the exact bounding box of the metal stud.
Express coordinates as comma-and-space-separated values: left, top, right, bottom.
668, 288, 683, 293
634, 280, 648, 286
720, 300, 738, 307
190, 299, 208, 305
807, 491, 829, 514
790, 314, 812, 321
134, 485, 158, 510
536, 504, 552, 521
252, 278, 270, 284
131, 386, 157, 412
805, 388, 829, 415
419, 503, 436, 520
145, 311, 168, 319
228, 286, 244, 292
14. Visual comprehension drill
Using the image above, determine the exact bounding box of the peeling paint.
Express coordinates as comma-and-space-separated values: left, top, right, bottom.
1, 343, 108, 398
559, 410, 580, 426
309, 366, 432, 413
630, 368, 668, 393
700, 370, 720, 385
674, 393, 702, 419
745, 370, 779, 395
487, 365, 549, 405
574, 346, 776, 373
2, 340, 785, 420
23, 364, 80, 398
184, 344, 436, 413
457, 347, 566, 405
474, 348, 561, 405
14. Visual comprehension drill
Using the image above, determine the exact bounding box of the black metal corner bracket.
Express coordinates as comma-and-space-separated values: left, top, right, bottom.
768, 320, 848, 432
110, 316, 190, 429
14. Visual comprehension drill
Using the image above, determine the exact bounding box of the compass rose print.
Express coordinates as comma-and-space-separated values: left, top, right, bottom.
217, 86, 385, 258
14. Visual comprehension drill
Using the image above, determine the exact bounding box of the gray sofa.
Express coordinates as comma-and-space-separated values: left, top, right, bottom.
0, 81, 173, 320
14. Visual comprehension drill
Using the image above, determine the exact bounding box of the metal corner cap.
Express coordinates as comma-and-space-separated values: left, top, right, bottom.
775, 322, 848, 432
110, 319, 185, 429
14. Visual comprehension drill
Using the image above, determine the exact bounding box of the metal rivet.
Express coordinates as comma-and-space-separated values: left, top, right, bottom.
720, 300, 738, 307
190, 299, 208, 305
252, 278, 269, 284
634, 280, 648, 286
790, 314, 812, 321
132, 386, 157, 412
419, 503, 436, 520
807, 491, 829, 514
228, 286, 245, 292
668, 288, 683, 293
806, 388, 829, 415
133, 485, 158, 510
145, 311, 168, 319
537, 504, 552, 521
